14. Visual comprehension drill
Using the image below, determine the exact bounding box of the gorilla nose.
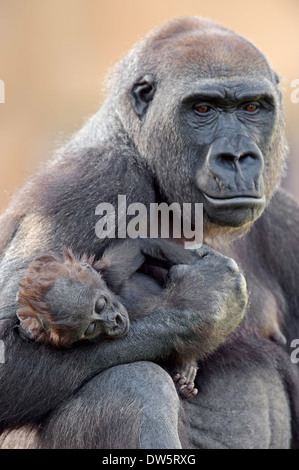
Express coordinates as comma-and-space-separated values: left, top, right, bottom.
208, 136, 264, 188
102, 310, 130, 338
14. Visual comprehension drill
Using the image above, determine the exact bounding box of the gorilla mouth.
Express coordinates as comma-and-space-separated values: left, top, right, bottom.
203, 194, 266, 208
202, 194, 266, 227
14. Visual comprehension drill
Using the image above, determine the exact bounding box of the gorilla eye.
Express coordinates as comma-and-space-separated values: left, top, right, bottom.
194, 104, 211, 114
95, 297, 107, 313
243, 103, 259, 113
84, 322, 97, 337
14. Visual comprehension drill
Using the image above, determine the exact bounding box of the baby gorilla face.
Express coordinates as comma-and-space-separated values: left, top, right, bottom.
45, 263, 130, 344
82, 289, 130, 341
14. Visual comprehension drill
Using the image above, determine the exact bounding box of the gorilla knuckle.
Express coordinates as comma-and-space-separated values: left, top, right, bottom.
233, 273, 248, 307
236, 272, 247, 291
225, 258, 240, 273
168, 264, 189, 280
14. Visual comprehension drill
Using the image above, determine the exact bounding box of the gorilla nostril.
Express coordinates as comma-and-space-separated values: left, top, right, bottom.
109, 313, 125, 332
239, 153, 258, 164
114, 313, 123, 326
218, 153, 236, 168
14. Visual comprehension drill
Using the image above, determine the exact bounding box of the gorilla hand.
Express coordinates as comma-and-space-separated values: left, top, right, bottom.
164, 245, 248, 360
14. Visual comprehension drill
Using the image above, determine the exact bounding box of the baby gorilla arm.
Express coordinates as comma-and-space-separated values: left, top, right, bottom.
94, 237, 198, 292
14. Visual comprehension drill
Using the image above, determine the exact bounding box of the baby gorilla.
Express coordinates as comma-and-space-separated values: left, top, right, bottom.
16, 240, 199, 399
16, 249, 130, 346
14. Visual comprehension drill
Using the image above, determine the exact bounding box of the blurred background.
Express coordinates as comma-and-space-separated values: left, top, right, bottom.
0, 0, 298, 211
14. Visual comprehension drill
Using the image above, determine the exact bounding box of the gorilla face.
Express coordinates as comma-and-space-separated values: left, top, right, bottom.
127, 25, 286, 233
177, 78, 276, 227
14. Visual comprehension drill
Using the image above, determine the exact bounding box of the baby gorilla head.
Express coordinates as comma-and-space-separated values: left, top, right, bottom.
16, 249, 130, 348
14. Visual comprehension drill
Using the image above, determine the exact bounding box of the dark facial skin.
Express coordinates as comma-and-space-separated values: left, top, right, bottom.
132, 75, 276, 229
178, 79, 275, 227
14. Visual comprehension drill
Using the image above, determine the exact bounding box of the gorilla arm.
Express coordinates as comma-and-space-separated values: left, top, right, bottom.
0, 248, 247, 429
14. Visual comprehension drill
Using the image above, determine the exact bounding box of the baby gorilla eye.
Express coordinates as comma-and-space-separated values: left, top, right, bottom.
84, 322, 97, 337
95, 297, 107, 313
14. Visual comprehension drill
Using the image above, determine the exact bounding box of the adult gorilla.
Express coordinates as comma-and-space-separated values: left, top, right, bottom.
0, 17, 299, 449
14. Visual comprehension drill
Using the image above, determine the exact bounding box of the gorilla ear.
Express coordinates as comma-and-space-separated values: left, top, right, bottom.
130, 75, 156, 117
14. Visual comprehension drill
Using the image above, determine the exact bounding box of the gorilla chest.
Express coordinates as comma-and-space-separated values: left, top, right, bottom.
220, 243, 285, 342
244, 273, 286, 343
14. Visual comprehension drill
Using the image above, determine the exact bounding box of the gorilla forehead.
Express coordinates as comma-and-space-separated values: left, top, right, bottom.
136, 17, 273, 82
151, 36, 271, 82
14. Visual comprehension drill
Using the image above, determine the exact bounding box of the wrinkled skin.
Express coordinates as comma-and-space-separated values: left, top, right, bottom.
0, 17, 299, 449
